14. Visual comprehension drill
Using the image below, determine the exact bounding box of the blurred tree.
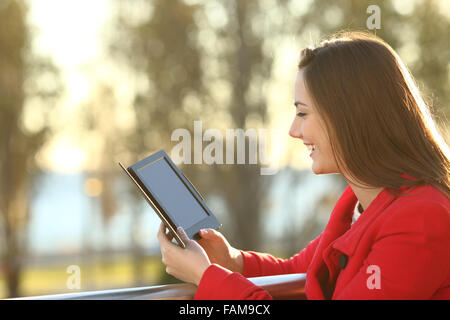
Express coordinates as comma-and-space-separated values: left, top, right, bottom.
79, 84, 121, 286
207, 0, 275, 251
110, 0, 285, 260
0, 0, 61, 297
406, 0, 450, 126
110, 0, 207, 284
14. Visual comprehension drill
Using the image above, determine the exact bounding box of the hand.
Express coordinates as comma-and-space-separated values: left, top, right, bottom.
197, 228, 244, 274
157, 223, 211, 286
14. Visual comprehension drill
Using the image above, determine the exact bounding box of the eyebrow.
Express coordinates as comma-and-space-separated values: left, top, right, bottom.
294, 100, 308, 107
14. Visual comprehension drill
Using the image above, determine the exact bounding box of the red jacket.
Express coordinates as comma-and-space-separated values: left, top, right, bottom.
194, 183, 450, 299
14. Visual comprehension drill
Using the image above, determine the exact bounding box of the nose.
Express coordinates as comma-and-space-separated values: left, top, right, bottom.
289, 117, 302, 139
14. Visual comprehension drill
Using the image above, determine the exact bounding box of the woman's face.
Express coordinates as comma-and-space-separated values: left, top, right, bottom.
290, 70, 340, 175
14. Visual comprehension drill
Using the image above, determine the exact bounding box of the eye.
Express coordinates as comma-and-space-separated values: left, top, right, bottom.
296, 111, 306, 117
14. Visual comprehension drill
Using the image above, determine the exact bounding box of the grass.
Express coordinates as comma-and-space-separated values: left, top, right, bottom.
0, 256, 169, 299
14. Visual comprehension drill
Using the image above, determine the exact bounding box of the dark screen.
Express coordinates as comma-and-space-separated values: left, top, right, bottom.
137, 157, 207, 229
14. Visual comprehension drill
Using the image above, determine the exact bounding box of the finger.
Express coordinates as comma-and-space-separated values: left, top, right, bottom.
177, 227, 190, 243
166, 230, 174, 241
157, 222, 166, 242
157, 223, 173, 245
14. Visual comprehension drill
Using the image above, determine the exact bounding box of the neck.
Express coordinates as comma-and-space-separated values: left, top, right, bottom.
346, 180, 384, 211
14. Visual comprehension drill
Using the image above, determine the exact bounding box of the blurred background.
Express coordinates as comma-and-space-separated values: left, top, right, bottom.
1, 0, 449, 298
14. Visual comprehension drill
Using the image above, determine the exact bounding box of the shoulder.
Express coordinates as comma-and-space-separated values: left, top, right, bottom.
380, 184, 449, 239
389, 184, 449, 215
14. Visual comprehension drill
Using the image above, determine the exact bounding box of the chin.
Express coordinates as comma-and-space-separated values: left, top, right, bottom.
311, 163, 337, 175
311, 164, 324, 175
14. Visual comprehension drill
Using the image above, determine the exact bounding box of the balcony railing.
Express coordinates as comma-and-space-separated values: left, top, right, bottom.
10, 273, 306, 300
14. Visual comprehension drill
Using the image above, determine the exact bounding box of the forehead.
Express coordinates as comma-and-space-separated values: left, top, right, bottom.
294, 70, 311, 104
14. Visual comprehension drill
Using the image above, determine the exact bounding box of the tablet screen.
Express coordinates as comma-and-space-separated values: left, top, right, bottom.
136, 157, 208, 230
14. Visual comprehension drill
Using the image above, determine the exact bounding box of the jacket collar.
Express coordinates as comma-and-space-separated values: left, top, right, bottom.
305, 174, 417, 299
331, 186, 396, 256
305, 185, 357, 299
332, 173, 418, 257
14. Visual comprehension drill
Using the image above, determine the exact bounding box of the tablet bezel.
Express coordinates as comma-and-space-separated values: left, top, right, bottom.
121, 150, 221, 246
118, 161, 186, 248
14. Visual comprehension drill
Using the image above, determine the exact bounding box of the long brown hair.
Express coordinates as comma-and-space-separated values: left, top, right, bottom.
298, 31, 450, 198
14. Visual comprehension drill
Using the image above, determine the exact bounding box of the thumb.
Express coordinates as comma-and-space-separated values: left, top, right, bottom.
199, 228, 222, 240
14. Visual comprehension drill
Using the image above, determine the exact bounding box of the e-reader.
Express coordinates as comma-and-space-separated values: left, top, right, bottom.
119, 149, 221, 248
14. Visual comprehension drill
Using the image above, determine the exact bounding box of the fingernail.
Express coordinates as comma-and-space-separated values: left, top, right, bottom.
201, 229, 208, 234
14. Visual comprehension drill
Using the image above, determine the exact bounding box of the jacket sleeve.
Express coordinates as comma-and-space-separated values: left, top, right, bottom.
194, 233, 322, 300
242, 233, 322, 278
335, 200, 450, 300
194, 264, 273, 300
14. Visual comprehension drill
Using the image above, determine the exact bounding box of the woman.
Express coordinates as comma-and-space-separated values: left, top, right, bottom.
157, 31, 450, 299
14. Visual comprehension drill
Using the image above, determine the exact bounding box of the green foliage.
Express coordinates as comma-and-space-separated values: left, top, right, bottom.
0, 0, 61, 297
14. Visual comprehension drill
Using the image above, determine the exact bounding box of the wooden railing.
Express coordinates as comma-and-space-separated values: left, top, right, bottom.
10, 273, 306, 300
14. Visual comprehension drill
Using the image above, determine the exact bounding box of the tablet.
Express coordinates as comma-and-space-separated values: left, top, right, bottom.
119, 150, 221, 248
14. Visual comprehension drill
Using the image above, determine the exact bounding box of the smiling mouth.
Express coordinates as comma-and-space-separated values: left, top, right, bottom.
306, 144, 316, 152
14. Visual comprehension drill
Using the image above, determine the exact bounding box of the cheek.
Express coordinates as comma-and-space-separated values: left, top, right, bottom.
311, 121, 330, 148
304, 119, 321, 141
299, 118, 312, 133
317, 138, 335, 163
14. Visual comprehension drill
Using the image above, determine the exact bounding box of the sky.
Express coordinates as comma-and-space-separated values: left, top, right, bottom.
27, 0, 114, 173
